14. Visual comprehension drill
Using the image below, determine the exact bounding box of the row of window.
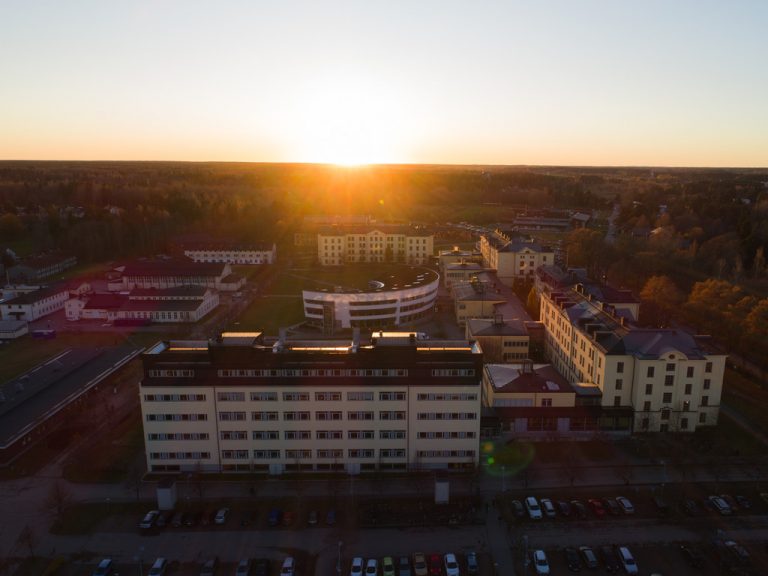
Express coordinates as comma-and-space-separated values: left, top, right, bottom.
148, 370, 195, 378
144, 394, 206, 402
218, 368, 409, 378
147, 433, 210, 441
218, 410, 409, 421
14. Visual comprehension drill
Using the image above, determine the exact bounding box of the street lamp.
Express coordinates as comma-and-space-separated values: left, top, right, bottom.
337, 541, 343, 575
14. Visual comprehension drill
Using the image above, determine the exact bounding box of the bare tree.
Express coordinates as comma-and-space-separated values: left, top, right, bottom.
44, 482, 73, 519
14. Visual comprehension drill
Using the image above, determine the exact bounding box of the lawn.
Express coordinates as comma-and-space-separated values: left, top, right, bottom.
231, 295, 305, 334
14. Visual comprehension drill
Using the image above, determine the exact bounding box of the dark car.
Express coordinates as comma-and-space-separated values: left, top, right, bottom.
241, 510, 256, 527
578, 546, 599, 569
602, 498, 621, 516
564, 547, 581, 572
464, 551, 478, 576
653, 495, 670, 517
427, 554, 442, 576
682, 499, 699, 516
721, 494, 739, 510
599, 546, 620, 573
587, 499, 606, 518
571, 500, 588, 520
680, 544, 704, 568
735, 495, 751, 509
253, 559, 271, 576
200, 557, 219, 576
155, 510, 174, 529
557, 500, 572, 517
511, 500, 525, 518
399, 556, 413, 576
282, 511, 295, 527
326, 509, 337, 525
268, 509, 282, 527
184, 510, 201, 527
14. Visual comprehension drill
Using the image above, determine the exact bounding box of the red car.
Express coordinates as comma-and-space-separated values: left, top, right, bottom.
427, 554, 442, 576
588, 499, 606, 518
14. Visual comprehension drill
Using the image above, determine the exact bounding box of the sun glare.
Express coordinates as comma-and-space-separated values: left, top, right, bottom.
285, 74, 407, 166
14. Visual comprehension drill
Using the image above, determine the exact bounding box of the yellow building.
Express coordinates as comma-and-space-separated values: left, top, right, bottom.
317, 227, 433, 266
465, 317, 529, 363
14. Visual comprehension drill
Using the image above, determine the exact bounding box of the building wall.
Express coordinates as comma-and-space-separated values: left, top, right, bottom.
468, 334, 529, 363
0, 290, 69, 321
479, 235, 554, 286
185, 246, 276, 265
318, 231, 433, 266
454, 299, 504, 327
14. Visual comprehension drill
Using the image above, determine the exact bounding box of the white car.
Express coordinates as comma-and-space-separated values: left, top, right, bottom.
365, 559, 378, 576
443, 553, 459, 576
540, 498, 557, 518
281, 557, 295, 576
616, 496, 635, 515
236, 560, 252, 576
350, 557, 364, 576
525, 496, 543, 520
709, 495, 733, 515
532, 550, 550, 575
617, 547, 638, 575
214, 507, 229, 524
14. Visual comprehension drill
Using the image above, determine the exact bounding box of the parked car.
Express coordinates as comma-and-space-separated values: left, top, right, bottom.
350, 558, 364, 576
326, 509, 337, 525
616, 547, 638, 575
427, 554, 442, 576
236, 559, 252, 576
171, 511, 185, 528
540, 498, 557, 518
184, 510, 201, 527
525, 496, 543, 520
735, 495, 751, 509
682, 499, 699, 516
268, 508, 283, 526
557, 500, 572, 517
465, 551, 478, 576
139, 510, 160, 531
511, 500, 525, 518
308, 510, 319, 526
570, 500, 587, 520
282, 511, 296, 527
155, 510, 173, 529
240, 510, 256, 527
92, 558, 115, 576
680, 544, 704, 568
281, 557, 295, 576
616, 497, 635, 515
200, 557, 219, 576
443, 553, 459, 576
578, 546, 598, 569
412, 553, 428, 576
148, 558, 168, 576
253, 559, 271, 576
399, 556, 412, 576
720, 494, 739, 510
708, 495, 733, 515
599, 546, 620, 573
652, 495, 670, 517
200, 507, 216, 526
759, 492, 768, 506
365, 559, 379, 576
382, 557, 396, 576
602, 498, 621, 516
587, 499, 606, 518
532, 550, 550, 575
564, 548, 581, 572
214, 507, 229, 525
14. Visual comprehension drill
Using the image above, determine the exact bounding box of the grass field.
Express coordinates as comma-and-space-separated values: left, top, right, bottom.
231, 295, 305, 334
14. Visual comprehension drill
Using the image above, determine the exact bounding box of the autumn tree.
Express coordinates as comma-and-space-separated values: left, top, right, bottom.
639, 275, 684, 327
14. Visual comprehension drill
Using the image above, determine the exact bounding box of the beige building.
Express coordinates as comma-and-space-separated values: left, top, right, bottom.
317, 227, 433, 266
140, 332, 482, 475
452, 280, 506, 327
184, 243, 277, 265
479, 230, 554, 286
541, 286, 725, 433
443, 261, 490, 289
466, 317, 529, 363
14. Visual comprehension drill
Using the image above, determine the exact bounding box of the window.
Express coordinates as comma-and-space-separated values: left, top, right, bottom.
222, 450, 249, 460
380, 449, 406, 458
666, 363, 675, 372
252, 411, 278, 421
252, 431, 279, 440
699, 413, 707, 424
379, 391, 406, 401
616, 361, 624, 373
613, 396, 621, 407
379, 411, 406, 420
379, 430, 406, 440
315, 392, 341, 401
684, 384, 692, 395
217, 391, 245, 401
661, 408, 670, 420
220, 431, 247, 440
541, 398, 553, 407
703, 379, 711, 390
647, 366, 655, 378
348, 430, 375, 440
219, 411, 246, 421
348, 411, 374, 421
645, 384, 653, 395
284, 430, 311, 440
641, 418, 649, 431
615, 378, 623, 390
680, 418, 689, 430
283, 411, 310, 421
283, 392, 309, 401
686, 366, 694, 378
317, 449, 343, 459
348, 449, 375, 458
285, 449, 311, 459
250, 391, 277, 401
701, 396, 709, 407
316, 411, 342, 421
705, 362, 713, 373
347, 391, 373, 401
664, 375, 674, 387
316, 430, 343, 440
662, 392, 672, 403
643, 401, 651, 411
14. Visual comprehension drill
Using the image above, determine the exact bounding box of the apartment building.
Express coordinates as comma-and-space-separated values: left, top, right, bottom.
317, 227, 434, 266
465, 317, 529, 363
0, 284, 71, 321
7, 252, 77, 283
109, 260, 245, 292
479, 231, 554, 286
540, 286, 725, 433
183, 242, 277, 265
140, 331, 482, 475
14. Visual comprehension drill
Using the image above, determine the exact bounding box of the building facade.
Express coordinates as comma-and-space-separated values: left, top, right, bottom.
7, 253, 77, 283
109, 260, 244, 292
479, 231, 554, 286
184, 243, 277, 265
317, 227, 434, 266
466, 317, 530, 363
140, 332, 482, 475
0, 285, 71, 321
540, 286, 725, 433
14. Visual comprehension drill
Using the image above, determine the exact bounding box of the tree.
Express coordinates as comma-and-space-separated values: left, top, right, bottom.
0, 213, 23, 240
44, 482, 73, 519
639, 275, 684, 327
745, 299, 768, 340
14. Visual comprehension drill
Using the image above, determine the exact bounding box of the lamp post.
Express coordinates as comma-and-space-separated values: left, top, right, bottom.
337, 540, 343, 575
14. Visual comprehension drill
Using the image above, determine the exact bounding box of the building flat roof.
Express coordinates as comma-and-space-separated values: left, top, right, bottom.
122, 259, 226, 277
467, 317, 528, 337
2, 284, 69, 306
303, 265, 438, 294
485, 363, 573, 394
129, 285, 209, 298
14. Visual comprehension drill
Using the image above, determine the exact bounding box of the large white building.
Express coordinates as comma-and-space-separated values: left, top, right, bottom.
317, 227, 434, 266
183, 243, 277, 265
140, 331, 482, 475
109, 260, 245, 292
0, 284, 72, 322
479, 230, 555, 286
540, 285, 725, 433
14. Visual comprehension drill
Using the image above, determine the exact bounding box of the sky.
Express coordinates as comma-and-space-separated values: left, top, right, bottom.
1, 0, 767, 167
